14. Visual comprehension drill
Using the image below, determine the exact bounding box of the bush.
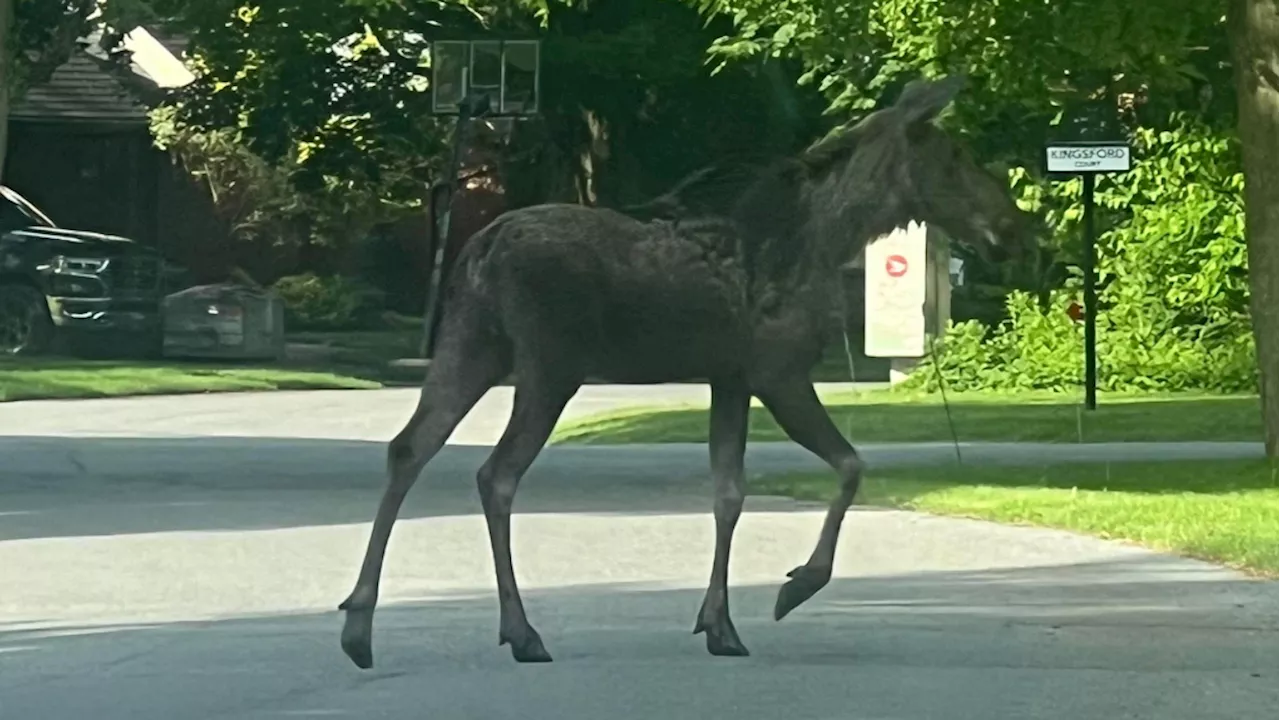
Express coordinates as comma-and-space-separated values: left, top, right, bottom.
272, 273, 385, 331
905, 291, 1257, 394
901, 115, 1257, 395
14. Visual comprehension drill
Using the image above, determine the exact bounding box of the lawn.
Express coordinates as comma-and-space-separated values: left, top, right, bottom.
0, 321, 427, 402
0, 358, 379, 402
550, 390, 1264, 445
752, 458, 1279, 576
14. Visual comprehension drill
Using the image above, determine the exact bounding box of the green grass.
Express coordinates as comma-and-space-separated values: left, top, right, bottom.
550, 390, 1264, 445
752, 458, 1279, 577
0, 358, 380, 402
0, 319, 420, 402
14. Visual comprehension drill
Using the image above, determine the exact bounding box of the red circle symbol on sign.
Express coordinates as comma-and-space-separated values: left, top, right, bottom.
885, 254, 909, 278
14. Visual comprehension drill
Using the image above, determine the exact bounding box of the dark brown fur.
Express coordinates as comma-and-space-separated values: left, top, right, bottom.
338, 76, 1033, 667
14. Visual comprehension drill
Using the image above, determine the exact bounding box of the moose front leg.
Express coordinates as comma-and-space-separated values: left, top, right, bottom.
693, 380, 752, 656
477, 372, 581, 663
756, 377, 864, 621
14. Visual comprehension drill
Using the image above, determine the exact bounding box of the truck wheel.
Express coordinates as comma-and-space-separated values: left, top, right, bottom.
0, 283, 54, 356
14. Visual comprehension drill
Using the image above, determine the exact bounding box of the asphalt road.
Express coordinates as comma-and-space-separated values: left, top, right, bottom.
0, 388, 1275, 720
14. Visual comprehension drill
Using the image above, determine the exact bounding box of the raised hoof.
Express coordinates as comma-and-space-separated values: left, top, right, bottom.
773, 564, 832, 621
501, 627, 553, 663
340, 606, 376, 670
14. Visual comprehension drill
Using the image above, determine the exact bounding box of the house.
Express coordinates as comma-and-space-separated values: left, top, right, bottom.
4, 27, 229, 279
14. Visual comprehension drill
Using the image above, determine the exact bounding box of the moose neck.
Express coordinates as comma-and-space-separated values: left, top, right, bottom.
805, 140, 920, 267
729, 153, 918, 305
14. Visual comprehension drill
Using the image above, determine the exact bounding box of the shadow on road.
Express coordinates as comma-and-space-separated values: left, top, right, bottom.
1, 557, 1275, 720
2, 434, 827, 541
1, 434, 1272, 543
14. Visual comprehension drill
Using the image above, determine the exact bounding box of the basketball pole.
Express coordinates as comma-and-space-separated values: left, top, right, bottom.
420, 69, 488, 359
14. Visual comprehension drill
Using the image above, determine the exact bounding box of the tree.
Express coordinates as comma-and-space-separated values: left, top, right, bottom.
691, 0, 1237, 255
148, 104, 315, 279
1227, 0, 1278, 458
159, 0, 822, 233
696, 0, 1262, 403
693, 0, 1232, 165
511, 0, 825, 208
160, 1, 461, 230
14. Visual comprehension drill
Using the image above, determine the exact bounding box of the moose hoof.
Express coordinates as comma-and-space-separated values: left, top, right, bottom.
340, 607, 376, 670
501, 625, 554, 663
773, 564, 832, 621
696, 615, 750, 657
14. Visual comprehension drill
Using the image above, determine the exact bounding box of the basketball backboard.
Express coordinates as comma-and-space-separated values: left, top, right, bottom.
430, 39, 540, 117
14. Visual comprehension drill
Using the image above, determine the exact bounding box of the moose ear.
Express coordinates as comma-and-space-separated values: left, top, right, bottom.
895, 74, 966, 126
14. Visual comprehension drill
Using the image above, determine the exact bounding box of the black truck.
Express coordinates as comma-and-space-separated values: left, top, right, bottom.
0, 184, 167, 356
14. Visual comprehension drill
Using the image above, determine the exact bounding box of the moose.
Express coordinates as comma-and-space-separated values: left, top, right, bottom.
338, 75, 1033, 667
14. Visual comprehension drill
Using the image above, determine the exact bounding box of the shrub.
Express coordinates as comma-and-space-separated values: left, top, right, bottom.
905, 291, 1257, 394
272, 273, 385, 331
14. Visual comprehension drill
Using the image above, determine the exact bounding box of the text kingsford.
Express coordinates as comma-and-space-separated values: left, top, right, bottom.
1048, 147, 1127, 160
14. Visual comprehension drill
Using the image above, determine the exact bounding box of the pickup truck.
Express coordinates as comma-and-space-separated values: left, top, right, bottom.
0, 184, 167, 355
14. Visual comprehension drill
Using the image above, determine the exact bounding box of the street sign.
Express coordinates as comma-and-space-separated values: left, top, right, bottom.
1044, 141, 1131, 174
1043, 138, 1133, 410
865, 222, 928, 358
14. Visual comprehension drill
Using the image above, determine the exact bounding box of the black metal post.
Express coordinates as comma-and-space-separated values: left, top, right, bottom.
417, 182, 441, 358
419, 91, 482, 359
1082, 172, 1097, 411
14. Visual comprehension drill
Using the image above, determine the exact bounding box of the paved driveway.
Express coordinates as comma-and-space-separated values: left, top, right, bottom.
1, 388, 1275, 720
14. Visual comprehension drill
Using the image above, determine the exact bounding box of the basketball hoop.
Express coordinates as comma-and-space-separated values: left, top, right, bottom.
419, 38, 543, 359
430, 39, 541, 118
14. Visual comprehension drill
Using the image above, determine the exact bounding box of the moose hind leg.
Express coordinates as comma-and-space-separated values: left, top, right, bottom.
339, 337, 507, 670
756, 378, 864, 621
478, 374, 580, 663
693, 381, 751, 657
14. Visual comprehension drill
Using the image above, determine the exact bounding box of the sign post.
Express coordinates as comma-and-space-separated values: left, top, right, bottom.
1043, 140, 1132, 410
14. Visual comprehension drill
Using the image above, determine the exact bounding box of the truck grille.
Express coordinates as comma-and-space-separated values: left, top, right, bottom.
108, 255, 161, 293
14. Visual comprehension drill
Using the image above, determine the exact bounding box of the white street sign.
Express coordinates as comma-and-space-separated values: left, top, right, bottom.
864, 221, 928, 358
1045, 143, 1131, 173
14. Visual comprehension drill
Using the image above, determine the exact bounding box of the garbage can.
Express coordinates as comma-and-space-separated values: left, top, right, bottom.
162, 283, 286, 360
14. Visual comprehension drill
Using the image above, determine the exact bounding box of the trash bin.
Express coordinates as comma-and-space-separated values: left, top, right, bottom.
162, 283, 286, 360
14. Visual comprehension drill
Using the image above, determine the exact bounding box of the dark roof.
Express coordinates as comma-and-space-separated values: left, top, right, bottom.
9, 29, 191, 125
9, 53, 148, 124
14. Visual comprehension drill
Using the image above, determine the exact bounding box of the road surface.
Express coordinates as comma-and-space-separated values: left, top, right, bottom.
1, 388, 1275, 719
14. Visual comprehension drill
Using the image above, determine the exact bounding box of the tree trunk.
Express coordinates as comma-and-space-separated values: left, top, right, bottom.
0, 0, 14, 183
1227, 0, 1279, 458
